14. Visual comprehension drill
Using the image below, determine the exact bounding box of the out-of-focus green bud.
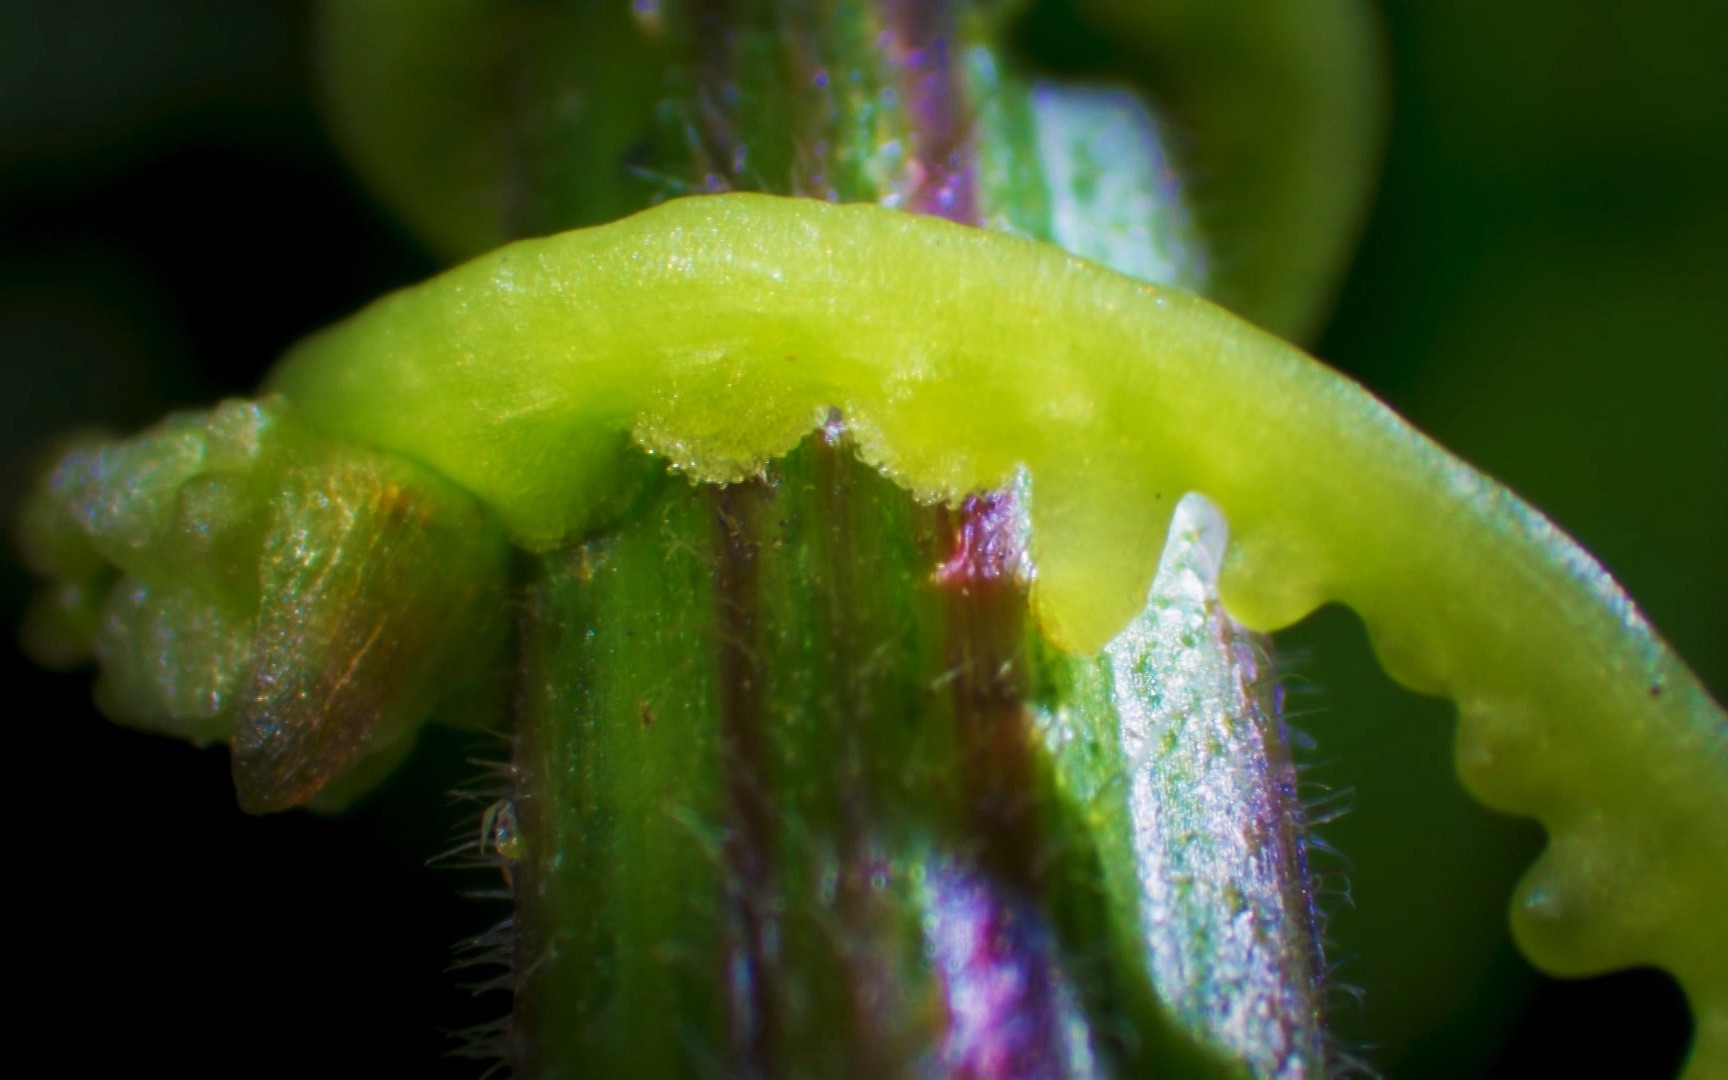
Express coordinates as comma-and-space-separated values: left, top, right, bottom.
1071, 0, 1386, 343
316, 0, 673, 260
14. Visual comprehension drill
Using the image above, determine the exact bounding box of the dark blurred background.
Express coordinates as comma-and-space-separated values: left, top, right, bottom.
2, 2, 1721, 1077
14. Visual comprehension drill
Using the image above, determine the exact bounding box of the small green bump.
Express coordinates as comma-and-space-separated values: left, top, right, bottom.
22, 398, 510, 809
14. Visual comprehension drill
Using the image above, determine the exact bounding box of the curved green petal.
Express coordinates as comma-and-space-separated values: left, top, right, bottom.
265, 193, 1726, 1075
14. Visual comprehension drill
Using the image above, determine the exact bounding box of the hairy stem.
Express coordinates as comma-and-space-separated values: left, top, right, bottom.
501, 2, 1326, 1074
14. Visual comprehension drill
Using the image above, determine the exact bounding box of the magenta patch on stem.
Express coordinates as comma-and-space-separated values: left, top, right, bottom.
935, 491, 1025, 586
923, 860, 1085, 1080
883, 0, 979, 224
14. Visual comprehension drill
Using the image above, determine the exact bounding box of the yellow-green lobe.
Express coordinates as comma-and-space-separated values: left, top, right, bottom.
269, 194, 1727, 1077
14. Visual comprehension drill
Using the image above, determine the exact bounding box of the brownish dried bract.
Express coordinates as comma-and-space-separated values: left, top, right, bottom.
233, 456, 507, 813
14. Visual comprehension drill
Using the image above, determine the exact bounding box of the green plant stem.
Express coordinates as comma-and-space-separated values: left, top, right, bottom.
501, 2, 1326, 1074
511, 430, 1328, 1077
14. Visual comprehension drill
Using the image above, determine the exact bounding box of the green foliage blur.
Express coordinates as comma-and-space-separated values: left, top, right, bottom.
2, 2, 1720, 1076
